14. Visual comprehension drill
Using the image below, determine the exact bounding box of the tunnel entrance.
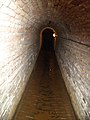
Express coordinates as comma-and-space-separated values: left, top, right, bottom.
42, 29, 54, 50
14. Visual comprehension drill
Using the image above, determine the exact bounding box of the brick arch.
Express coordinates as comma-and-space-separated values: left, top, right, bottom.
40, 27, 57, 49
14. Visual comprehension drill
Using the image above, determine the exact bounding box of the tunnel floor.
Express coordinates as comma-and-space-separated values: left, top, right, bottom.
13, 48, 77, 120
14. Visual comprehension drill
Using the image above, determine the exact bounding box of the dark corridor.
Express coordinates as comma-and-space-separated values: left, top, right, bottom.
13, 30, 77, 120
42, 29, 54, 50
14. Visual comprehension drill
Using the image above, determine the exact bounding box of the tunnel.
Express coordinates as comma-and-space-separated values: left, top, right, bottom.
0, 0, 90, 120
42, 28, 54, 50
13, 27, 77, 120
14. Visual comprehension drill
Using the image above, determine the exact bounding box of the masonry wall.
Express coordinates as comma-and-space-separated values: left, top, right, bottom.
56, 37, 90, 120
0, 0, 89, 120
0, 1, 40, 119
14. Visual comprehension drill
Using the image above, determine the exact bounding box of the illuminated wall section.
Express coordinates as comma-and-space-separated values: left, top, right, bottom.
0, 0, 40, 119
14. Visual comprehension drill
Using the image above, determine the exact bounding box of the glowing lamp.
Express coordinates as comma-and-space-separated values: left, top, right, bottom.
53, 33, 56, 37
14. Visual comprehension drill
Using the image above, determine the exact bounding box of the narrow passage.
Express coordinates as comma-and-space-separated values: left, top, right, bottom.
13, 48, 77, 120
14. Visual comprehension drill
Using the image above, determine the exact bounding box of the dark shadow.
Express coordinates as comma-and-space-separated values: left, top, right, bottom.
41, 29, 54, 51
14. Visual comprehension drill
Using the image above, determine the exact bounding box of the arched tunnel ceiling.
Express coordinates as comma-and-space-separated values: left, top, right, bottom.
24, 0, 89, 44
0, 0, 89, 44
0, 1, 90, 119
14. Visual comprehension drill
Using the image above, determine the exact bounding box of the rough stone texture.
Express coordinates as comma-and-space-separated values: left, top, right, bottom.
0, 0, 90, 120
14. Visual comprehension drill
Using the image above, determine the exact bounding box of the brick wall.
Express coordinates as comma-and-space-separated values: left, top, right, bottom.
56, 37, 90, 119
0, 0, 40, 119
0, 0, 89, 120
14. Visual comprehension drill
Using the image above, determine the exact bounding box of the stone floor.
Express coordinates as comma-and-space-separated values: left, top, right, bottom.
13, 48, 77, 120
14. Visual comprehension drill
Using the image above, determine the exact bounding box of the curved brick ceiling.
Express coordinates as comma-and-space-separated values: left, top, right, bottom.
17, 0, 89, 44
0, 0, 90, 120
0, 0, 89, 43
